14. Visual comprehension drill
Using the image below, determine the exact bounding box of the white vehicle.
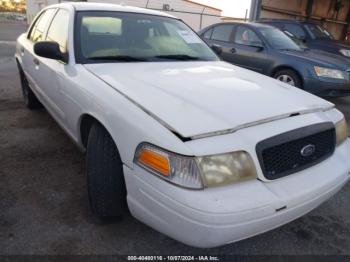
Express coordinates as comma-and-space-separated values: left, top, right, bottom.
15, 3, 350, 248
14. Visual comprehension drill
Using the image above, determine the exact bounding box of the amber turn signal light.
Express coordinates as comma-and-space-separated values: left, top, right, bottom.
137, 147, 170, 176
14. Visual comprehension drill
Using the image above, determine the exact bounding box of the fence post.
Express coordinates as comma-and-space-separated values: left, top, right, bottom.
199, 7, 206, 30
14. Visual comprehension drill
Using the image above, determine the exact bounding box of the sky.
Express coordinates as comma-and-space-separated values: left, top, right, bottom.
192, 0, 252, 18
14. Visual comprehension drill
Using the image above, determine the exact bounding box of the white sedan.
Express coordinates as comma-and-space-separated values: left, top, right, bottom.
15, 2, 350, 248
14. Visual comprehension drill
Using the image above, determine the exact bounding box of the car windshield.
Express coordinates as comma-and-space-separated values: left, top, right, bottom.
304, 24, 333, 40
258, 27, 302, 51
75, 11, 218, 63
283, 30, 308, 49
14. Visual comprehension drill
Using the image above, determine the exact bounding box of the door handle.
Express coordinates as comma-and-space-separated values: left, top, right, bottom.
20, 46, 24, 56
33, 58, 39, 66
230, 48, 236, 53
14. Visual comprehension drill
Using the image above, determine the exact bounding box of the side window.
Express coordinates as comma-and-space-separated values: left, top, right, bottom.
28, 13, 43, 41
211, 25, 234, 42
284, 24, 306, 39
28, 9, 56, 42
234, 26, 262, 46
46, 9, 69, 53
203, 28, 213, 39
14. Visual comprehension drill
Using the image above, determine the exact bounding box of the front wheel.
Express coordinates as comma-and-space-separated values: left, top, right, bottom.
86, 123, 127, 220
274, 69, 302, 88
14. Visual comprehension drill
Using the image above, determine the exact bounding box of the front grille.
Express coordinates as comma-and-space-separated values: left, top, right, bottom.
256, 123, 336, 180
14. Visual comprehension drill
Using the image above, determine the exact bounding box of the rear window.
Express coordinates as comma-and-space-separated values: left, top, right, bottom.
28, 9, 56, 42
304, 24, 333, 40
211, 24, 234, 42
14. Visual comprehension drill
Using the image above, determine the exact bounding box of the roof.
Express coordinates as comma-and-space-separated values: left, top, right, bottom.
48, 2, 175, 18
259, 19, 318, 25
221, 16, 246, 21
199, 21, 276, 34
182, 0, 222, 12
207, 21, 275, 28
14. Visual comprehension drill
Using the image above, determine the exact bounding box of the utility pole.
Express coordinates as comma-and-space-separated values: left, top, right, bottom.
199, 7, 206, 30
249, 0, 262, 21
305, 0, 314, 20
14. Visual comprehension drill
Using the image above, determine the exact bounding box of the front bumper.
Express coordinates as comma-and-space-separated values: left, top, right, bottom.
304, 77, 350, 97
124, 140, 350, 248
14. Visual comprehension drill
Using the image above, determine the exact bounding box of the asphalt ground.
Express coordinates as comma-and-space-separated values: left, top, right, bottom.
0, 21, 350, 256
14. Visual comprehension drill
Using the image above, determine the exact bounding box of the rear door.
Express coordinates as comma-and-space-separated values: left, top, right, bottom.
202, 24, 238, 63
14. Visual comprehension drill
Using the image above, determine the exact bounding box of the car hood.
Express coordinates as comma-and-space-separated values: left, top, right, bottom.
84, 61, 333, 139
310, 39, 350, 50
278, 49, 350, 69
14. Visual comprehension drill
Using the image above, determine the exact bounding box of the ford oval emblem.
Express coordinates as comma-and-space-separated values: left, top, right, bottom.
300, 144, 316, 157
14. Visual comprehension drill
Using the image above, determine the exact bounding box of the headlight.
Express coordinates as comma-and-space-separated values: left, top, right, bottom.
134, 143, 257, 189
196, 151, 257, 187
339, 49, 350, 57
336, 117, 348, 145
314, 66, 345, 79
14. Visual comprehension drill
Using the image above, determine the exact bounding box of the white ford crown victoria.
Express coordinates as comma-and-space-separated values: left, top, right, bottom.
16, 3, 350, 248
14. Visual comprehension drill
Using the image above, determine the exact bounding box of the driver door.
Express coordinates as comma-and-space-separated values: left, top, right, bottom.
230, 25, 268, 73
35, 9, 71, 126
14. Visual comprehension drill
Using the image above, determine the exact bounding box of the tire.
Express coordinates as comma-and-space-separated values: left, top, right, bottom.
274, 69, 302, 88
86, 123, 127, 219
17, 63, 43, 110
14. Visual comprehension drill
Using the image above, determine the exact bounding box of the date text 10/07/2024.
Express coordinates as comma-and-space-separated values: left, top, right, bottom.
127, 256, 220, 261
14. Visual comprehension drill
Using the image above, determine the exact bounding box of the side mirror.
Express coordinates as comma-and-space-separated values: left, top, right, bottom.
248, 42, 264, 51
252, 45, 264, 51
211, 44, 223, 56
34, 41, 68, 63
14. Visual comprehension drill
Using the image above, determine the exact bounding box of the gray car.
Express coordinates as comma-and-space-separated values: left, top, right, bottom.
199, 22, 350, 97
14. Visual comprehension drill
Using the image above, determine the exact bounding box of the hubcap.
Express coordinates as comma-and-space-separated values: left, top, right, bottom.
276, 74, 295, 86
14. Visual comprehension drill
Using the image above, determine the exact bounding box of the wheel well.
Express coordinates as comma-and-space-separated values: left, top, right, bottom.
15, 58, 22, 72
270, 66, 303, 88
80, 114, 101, 148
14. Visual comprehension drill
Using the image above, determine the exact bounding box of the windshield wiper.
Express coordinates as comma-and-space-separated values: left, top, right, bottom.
87, 55, 149, 62
278, 48, 300, 51
154, 54, 201, 61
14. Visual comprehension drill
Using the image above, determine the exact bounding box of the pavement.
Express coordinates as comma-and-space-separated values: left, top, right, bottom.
0, 21, 350, 255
